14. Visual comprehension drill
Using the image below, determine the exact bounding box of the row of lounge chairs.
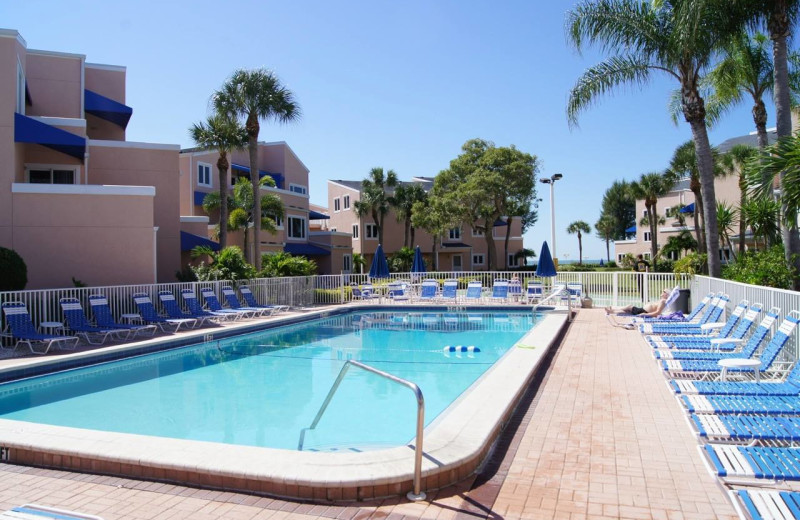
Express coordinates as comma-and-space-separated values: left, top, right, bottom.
636, 292, 800, 519
0, 285, 287, 355
351, 279, 582, 305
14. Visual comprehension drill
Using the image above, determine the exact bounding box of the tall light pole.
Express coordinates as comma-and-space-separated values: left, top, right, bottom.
539, 173, 563, 258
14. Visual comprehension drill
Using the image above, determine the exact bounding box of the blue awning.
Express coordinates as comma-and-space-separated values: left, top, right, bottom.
180, 231, 220, 252
194, 191, 211, 206
14, 112, 86, 160
231, 163, 285, 189
309, 209, 329, 220
680, 203, 695, 213
84, 89, 132, 129
625, 225, 637, 233
442, 242, 470, 248
284, 243, 330, 256
493, 219, 507, 227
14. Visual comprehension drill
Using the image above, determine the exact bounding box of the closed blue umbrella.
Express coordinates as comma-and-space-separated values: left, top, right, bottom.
369, 244, 390, 278
411, 245, 426, 273
536, 241, 557, 278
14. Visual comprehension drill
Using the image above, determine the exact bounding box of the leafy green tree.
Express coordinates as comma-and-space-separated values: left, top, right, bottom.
720, 144, 758, 255
661, 231, 698, 260
189, 114, 248, 249
352, 253, 366, 274
389, 183, 427, 248
411, 193, 459, 271
567, 220, 591, 265
599, 180, 636, 239
353, 167, 398, 246
388, 247, 415, 273
723, 245, 796, 289
631, 173, 674, 262
434, 139, 538, 270
260, 252, 317, 277
202, 176, 284, 260
213, 69, 300, 270
595, 215, 616, 262
191, 245, 256, 282
514, 248, 536, 266
716, 201, 739, 260
566, 0, 740, 277
741, 196, 781, 250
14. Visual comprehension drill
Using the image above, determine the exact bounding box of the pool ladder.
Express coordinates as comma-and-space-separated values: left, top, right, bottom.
297, 360, 427, 501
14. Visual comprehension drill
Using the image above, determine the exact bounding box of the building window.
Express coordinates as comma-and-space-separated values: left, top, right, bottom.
668, 250, 678, 261
27, 166, 77, 184
334, 198, 340, 212
343, 195, 350, 209
270, 215, 283, 229
642, 209, 649, 217
365, 223, 378, 239
472, 227, 485, 237
617, 254, 625, 263
448, 227, 461, 240
472, 254, 485, 266
508, 255, 518, 267
287, 216, 306, 239
343, 254, 352, 273
643, 252, 651, 260
352, 224, 359, 239
643, 231, 651, 242
665, 207, 673, 218
197, 163, 212, 187
289, 184, 307, 195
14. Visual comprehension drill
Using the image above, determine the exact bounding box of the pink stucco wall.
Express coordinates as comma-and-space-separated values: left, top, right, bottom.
11, 190, 155, 288
25, 53, 82, 119
85, 65, 126, 141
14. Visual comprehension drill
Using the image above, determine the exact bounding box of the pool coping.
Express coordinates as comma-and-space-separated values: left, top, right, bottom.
0, 304, 569, 502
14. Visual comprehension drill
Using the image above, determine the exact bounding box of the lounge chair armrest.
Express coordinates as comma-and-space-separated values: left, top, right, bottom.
701, 322, 726, 331
709, 338, 743, 345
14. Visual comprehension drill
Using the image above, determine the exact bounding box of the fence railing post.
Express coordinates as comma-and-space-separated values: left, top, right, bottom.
612, 272, 618, 307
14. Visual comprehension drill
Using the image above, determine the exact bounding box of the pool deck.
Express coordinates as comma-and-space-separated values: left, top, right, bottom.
0, 309, 739, 519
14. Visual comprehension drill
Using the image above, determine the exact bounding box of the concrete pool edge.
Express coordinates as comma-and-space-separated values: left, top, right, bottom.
0, 306, 570, 502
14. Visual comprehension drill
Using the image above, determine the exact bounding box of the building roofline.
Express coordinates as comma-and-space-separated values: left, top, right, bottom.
328, 180, 362, 192
85, 62, 126, 72
257, 140, 310, 173
0, 29, 26, 47
28, 48, 85, 60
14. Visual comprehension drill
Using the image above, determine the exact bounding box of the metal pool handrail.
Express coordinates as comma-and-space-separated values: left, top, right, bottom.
297, 360, 427, 501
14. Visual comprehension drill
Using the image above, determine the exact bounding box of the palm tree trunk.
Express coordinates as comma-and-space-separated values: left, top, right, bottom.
217, 154, 229, 249
432, 236, 439, 271
403, 219, 410, 248
738, 175, 747, 257
648, 206, 658, 264
770, 11, 800, 289
504, 217, 513, 269
578, 232, 583, 265
246, 115, 261, 270
484, 219, 498, 270
410, 225, 416, 248
605, 238, 610, 262
691, 185, 706, 255
752, 99, 770, 149
243, 227, 249, 263
687, 117, 721, 277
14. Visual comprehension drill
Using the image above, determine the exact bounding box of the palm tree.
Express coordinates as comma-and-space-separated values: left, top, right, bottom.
202, 176, 284, 262
213, 69, 300, 269
567, 221, 591, 265
741, 196, 781, 250
352, 253, 366, 274
566, 0, 740, 277
389, 183, 427, 248
631, 173, 673, 262
595, 215, 616, 262
189, 114, 248, 249
716, 201, 739, 261
720, 144, 758, 255
352, 167, 398, 246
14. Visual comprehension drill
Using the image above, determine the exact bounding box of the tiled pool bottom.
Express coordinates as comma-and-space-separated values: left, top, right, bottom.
0, 307, 568, 502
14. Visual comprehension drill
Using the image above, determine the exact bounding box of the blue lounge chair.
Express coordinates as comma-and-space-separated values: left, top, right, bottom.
1, 302, 79, 355
672, 359, 800, 396
663, 310, 792, 376
561, 282, 582, 305
158, 291, 217, 326
181, 290, 239, 320
654, 304, 767, 360
59, 298, 122, 345
640, 294, 729, 334
88, 295, 157, 337
239, 285, 288, 312
440, 279, 458, 303
132, 293, 197, 332
690, 413, 800, 442
464, 281, 483, 304
682, 392, 800, 415
636, 292, 715, 323
387, 282, 410, 303
489, 279, 509, 303
360, 283, 381, 301
733, 489, 800, 520
416, 280, 439, 302
221, 286, 272, 317
703, 444, 800, 482
647, 300, 752, 349
508, 279, 522, 300
526, 281, 543, 303
200, 288, 254, 318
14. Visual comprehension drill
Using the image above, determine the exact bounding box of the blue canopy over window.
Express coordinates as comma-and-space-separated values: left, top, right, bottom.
231, 163, 285, 189
493, 219, 508, 227
680, 203, 695, 213
441, 242, 470, 248
194, 191, 211, 206
180, 231, 220, 252
14, 113, 86, 160
84, 89, 133, 129
625, 225, 637, 233
309, 209, 329, 220
284, 243, 330, 256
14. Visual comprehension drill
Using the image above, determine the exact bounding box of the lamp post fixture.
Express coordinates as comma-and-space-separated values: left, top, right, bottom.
539, 173, 563, 258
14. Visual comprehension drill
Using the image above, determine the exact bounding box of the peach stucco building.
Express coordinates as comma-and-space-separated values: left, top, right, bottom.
179, 142, 352, 274
327, 177, 526, 271
0, 29, 184, 289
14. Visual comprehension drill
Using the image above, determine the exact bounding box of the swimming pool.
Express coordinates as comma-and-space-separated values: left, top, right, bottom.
0, 310, 537, 451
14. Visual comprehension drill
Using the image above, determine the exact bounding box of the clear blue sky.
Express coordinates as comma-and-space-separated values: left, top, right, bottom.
3, 1, 783, 261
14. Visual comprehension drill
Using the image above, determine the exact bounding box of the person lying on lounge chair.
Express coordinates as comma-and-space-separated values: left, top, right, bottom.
605, 290, 669, 318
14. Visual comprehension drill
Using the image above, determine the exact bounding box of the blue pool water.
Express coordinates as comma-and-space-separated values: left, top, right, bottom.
0, 310, 538, 451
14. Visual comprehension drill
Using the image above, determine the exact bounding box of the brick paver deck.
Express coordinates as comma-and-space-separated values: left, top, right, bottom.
0, 309, 738, 519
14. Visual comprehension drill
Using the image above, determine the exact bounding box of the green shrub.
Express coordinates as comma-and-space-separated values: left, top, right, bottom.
260, 252, 317, 277
175, 265, 198, 282
192, 246, 256, 282
0, 247, 27, 291
722, 246, 796, 289
674, 253, 707, 275
314, 286, 352, 303
655, 260, 674, 273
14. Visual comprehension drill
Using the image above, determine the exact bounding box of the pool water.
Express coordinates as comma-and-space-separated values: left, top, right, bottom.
0, 310, 538, 451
